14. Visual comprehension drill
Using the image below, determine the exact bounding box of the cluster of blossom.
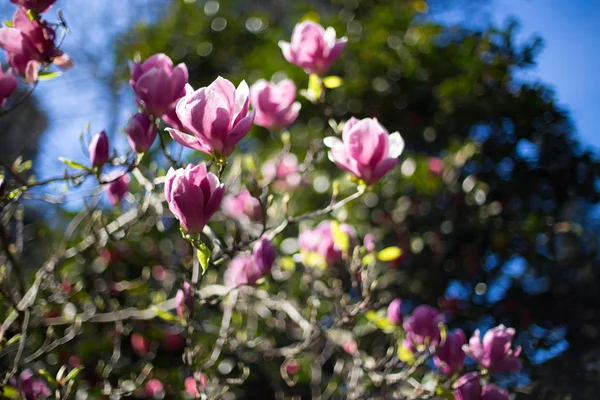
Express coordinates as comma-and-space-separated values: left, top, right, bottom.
0, 0, 71, 108
387, 299, 522, 399
2, 6, 525, 397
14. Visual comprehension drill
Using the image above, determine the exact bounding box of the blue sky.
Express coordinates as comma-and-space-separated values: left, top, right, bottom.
492, 0, 600, 150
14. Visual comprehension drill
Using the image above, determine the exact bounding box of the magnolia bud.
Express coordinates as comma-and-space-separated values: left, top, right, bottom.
89, 130, 109, 168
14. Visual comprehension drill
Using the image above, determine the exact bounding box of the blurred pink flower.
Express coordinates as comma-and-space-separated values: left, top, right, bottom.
250, 79, 300, 132
129, 53, 188, 117
279, 21, 347, 75
222, 189, 262, 221
462, 325, 522, 373
0, 65, 17, 107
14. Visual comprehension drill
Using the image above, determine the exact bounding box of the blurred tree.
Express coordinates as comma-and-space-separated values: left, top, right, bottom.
113, 0, 600, 398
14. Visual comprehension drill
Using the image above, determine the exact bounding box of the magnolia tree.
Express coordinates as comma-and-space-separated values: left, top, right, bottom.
0, 1, 523, 399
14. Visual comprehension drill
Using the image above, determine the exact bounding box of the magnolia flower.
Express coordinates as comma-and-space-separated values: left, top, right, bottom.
298, 220, 356, 265
324, 117, 404, 185
387, 298, 403, 326
167, 76, 255, 158
125, 113, 157, 153
0, 65, 17, 107
279, 21, 347, 75
250, 79, 301, 132
164, 163, 225, 233
0, 8, 71, 83
10, 0, 57, 14
434, 329, 466, 376
89, 130, 109, 168
129, 53, 189, 117
462, 325, 522, 373
403, 305, 443, 349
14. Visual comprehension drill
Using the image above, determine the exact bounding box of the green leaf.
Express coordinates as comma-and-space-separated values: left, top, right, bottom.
361, 253, 375, 266
16, 160, 32, 173
331, 221, 349, 253
306, 73, 322, 102
58, 157, 88, 170
38, 71, 63, 81
1, 385, 18, 398
323, 76, 343, 89
7, 188, 22, 200
3, 20, 13, 28
151, 306, 178, 322
377, 246, 402, 262
436, 386, 455, 400
398, 344, 415, 364
5, 334, 22, 347
38, 369, 57, 385
279, 256, 296, 272
64, 366, 84, 383
197, 243, 211, 275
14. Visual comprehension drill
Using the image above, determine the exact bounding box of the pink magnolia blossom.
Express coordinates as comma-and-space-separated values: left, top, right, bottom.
324, 117, 404, 185
222, 189, 262, 221
481, 385, 510, 400
453, 372, 482, 400
10, 0, 56, 14
298, 220, 356, 265
164, 163, 225, 234
0, 7, 71, 83
104, 173, 130, 206
403, 305, 443, 349
89, 130, 109, 168
167, 76, 255, 158
262, 153, 303, 191
279, 21, 347, 75
175, 282, 194, 317
10, 369, 51, 400
253, 237, 276, 275
0, 65, 17, 107
434, 329, 466, 376
250, 79, 300, 132
224, 254, 262, 287
144, 379, 164, 398
125, 113, 157, 153
129, 53, 189, 117
387, 298, 403, 326
462, 325, 522, 373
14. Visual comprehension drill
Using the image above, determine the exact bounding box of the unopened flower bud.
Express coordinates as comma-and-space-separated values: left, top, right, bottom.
89, 130, 109, 168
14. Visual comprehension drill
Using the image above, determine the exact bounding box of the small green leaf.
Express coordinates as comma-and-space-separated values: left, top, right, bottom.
3, 20, 13, 28
5, 334, 22, 346
64, 366, 84, 383
323, 76, 343, 89
38, 369, 57, 385
58, 157, 88, 170
151, 306, 178, 322
331, 221, 349, 253
301, 251, 327, 269
279, 256, 296, 272
377, 246, 402, 262
2, 385, 18, 397
361, 253, 375, 266
307, 73, 322, 101
7, 188, 22, 200
436, 386, 455, 400
16, 160, 32, 173
398, 344, 415, 364
38, 71, 63, 81
197, 243, 211, 275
